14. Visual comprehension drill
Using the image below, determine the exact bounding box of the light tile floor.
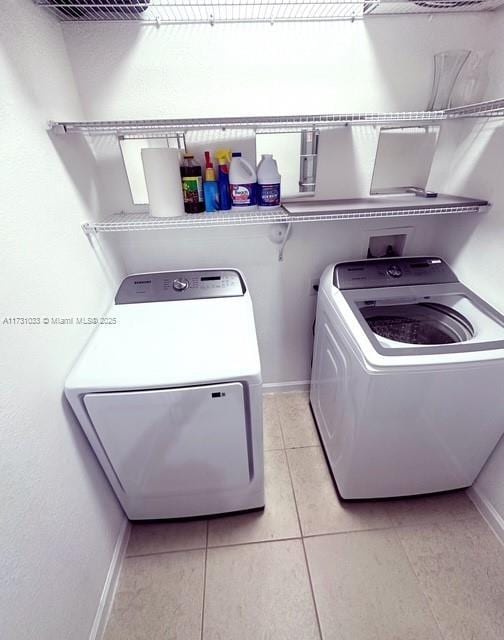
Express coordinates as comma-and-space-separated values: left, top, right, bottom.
103, 392, 504, 640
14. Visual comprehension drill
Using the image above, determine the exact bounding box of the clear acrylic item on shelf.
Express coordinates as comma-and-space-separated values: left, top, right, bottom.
449, 51, 493, 108
427, 50, 471, 111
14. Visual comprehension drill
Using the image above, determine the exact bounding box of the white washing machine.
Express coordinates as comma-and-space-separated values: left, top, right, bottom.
311, 256, 504, 499
65, 269, 264, 519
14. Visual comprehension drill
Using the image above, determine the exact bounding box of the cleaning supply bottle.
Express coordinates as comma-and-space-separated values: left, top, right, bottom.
203, 151, 219, 213
257, 154, 281, 209
229, 152, 257, 211
180, 154, 205, 214
215, 149, 232, 211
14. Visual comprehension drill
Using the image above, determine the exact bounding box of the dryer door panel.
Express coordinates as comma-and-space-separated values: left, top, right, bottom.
84, 383, 250, 498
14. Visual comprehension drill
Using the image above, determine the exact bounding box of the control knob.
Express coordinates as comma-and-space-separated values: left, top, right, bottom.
173, 278, 189, 292
387, 264, 402, 278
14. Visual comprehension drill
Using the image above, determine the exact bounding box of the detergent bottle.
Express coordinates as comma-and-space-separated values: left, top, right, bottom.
180, 154, 205, 214
257, 154, 281, 209
215, 149, 232, 211
229, 152, 257, 211
203, 151, 219, 213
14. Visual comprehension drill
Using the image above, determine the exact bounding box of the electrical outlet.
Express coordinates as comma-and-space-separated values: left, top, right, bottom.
310, 278, 320, 296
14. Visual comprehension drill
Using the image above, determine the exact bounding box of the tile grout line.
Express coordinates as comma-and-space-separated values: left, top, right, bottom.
282, 449, 303, 539
273, 394, 286, 450
284, 446, 324, 640
200, 521, 209, 640
265, 444, 321, 452
394, 526, 447, 640
126, 545, 207, 559
300, 537, 324, 640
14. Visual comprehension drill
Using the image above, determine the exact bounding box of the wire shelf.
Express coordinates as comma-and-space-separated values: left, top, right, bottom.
51, 111, 447, 136
445, 98, 504, 119
84, 196, 487, 233
49, 99, 504, 137
35, 0, 504, 23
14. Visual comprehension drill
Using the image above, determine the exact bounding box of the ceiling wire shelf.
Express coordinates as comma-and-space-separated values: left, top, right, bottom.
35, 0, 504, 24
84, 196, 488, 233
50, 99, 504, 137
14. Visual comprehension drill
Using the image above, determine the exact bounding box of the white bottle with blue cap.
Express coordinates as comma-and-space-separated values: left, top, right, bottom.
257, 154, 281, 209
229, 152, 257, 211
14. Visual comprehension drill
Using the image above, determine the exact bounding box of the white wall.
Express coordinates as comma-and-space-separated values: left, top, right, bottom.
0, 3, 125, 639
63, 15, 490, 119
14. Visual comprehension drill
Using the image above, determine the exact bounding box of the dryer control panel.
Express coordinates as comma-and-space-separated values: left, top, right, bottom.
115, 269, 245, 304
334, 257, 459, 290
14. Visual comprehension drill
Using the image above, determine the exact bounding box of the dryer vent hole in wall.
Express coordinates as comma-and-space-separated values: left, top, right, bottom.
368, 233, 408, 258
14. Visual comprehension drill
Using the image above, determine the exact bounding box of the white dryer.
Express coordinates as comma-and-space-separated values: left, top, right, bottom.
311, 256, 504, 499
65, 269, 264, 519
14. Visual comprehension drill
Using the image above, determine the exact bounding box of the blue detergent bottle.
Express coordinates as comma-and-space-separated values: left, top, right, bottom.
215, 149, 232, 211
203, 151, 219, 213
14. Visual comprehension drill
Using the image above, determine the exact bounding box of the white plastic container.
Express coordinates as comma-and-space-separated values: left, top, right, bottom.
141, 148, 185, 218
257, 154, 281, 209
229, 152, 257, 211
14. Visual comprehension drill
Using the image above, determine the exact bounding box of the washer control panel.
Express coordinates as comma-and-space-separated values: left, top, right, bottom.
334, 257, 459, 290
115, 270, 245, 304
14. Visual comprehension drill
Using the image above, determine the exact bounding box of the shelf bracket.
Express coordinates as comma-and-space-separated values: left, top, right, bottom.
82, 222, 96, 237
278, 222, 293, 262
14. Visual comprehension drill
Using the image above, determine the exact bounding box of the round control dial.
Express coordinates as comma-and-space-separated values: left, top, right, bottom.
172, 278, 189, 292
387, 264, 402, 278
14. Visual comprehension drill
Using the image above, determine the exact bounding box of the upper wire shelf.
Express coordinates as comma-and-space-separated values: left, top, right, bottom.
50, 99, 504, 137
35, 0, 504, 24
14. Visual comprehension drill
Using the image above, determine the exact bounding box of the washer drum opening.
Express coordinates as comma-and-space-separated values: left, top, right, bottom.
361, 303, 474, 345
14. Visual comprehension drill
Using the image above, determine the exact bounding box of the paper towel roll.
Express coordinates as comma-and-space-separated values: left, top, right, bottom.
141, 148, 185, 218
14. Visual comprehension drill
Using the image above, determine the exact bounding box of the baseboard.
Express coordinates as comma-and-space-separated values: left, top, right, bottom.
89, 518, 131, 640
467, 486, 504, 547
263, 380, 310, 393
